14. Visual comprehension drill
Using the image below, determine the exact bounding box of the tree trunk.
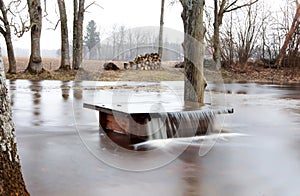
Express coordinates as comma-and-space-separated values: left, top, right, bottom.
5, 34, 17, 74
72, 0, 78, 69
0, 48, 29, 195
213, 0, 222, 69
72, 0, 85, 70
26, 0, 43, 74
0, 0, 17, 74
180, 0, 207, 104
276, 2, 300, 67
58, 0, 71, 70
158, 0, 165, 58
213, 22, 222, 69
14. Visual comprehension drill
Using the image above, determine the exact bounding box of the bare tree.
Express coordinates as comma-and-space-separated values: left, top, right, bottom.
0, 0, 29, 74
276, 0, 300, 67
72, 0, 85, 70
0, 48, 29, 195
220, 12, 235, 66
284, 30, 300, 67
133, 29, 143, 56
259, 3, 271, 65
95, 26, 104, 60
180, 0, 206, 104
127, 29, 134, 58
110, 24, 119, 59
158, 0, 165, 58
212, 0, 258, 68
26, 0, 43, 74
0, 1, 17, 74
118, 25, 126, 60
236, 2, 262, 66
57, 0, 71, 70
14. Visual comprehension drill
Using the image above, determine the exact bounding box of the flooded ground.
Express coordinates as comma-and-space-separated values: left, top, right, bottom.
7, 80, 300, 196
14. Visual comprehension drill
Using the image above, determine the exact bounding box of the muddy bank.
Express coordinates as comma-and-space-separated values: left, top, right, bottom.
221, 63, 300, 84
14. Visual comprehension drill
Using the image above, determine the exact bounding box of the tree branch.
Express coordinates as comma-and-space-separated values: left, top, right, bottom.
0, 26, 6, 36
84, 1, 103, 12
224, 0, 258, 13
46, 19, 60, 31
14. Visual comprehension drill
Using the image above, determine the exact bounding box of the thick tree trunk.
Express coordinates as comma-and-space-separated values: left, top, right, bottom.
158, 0, 165, 58
58, 0, 71, 70
26, 0, 43, 74
180, 0, 207, 104
72, 0, 85, 70
0, 48, 29, 195
276, 2, 300, 67
0, 0, 17, 74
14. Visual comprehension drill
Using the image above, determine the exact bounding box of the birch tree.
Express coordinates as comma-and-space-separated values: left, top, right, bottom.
0, 48, 29, 195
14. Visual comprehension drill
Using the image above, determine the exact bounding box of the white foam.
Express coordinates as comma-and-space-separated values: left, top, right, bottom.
133, 132, 249, 150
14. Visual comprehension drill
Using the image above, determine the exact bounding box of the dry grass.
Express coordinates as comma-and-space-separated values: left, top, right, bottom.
3, 57, 300, 83
3, 57, 184, 82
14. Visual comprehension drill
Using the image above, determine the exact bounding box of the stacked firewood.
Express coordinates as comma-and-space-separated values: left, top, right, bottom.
124, 53, 161, 70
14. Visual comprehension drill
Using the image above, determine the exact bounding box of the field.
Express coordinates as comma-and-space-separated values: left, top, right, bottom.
3, 57, 185, 81
3, 57, 300, 83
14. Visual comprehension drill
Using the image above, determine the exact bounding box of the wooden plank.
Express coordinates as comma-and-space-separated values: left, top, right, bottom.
104, 113, 150, 137
99, 111, 107, 130
106, 114, 128, 134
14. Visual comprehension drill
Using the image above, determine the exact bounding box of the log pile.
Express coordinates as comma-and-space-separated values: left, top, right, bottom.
124, 53, 161, 70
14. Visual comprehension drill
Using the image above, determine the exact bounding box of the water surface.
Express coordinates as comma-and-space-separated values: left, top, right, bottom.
7, 80, 300, 196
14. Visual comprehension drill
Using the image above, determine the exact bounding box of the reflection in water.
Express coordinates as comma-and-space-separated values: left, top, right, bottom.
61, 82, 71, 100
8, 80, 16, 106
73, 81, 83, 100
6, 80, 300, 195
183, 176, 200, 196
179, 152, 202, 196
30, 81, 42, 126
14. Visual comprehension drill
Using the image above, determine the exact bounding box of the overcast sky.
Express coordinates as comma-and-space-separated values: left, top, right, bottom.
0, 0, 183, 51
0, 0, 282, 51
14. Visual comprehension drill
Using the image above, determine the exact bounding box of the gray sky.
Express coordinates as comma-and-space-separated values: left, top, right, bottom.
1, 0, 183, 51
0, 0, 282, 51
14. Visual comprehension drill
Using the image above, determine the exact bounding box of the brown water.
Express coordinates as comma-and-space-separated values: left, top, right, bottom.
7, 80, 300, 196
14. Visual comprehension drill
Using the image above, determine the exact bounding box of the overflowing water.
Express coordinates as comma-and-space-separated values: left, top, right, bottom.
165, 107, 234, 138
6, 80, 300, 195
141, 109, 217, 141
